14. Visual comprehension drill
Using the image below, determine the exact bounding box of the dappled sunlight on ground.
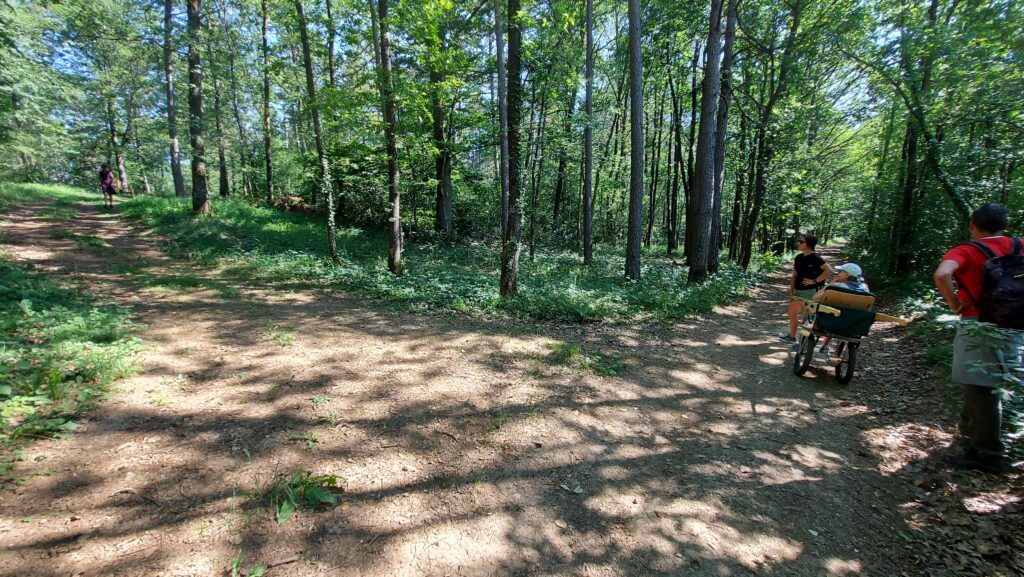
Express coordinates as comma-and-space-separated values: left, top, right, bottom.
1, 200, 988, 577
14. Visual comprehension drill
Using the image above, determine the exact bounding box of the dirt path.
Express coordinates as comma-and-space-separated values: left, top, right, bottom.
0, 201, 1012, 576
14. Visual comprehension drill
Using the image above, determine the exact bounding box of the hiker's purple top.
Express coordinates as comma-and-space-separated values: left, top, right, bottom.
99, 168, 114, 193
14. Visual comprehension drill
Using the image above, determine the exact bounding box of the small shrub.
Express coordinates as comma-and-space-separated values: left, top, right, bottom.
261, 469, 343, 523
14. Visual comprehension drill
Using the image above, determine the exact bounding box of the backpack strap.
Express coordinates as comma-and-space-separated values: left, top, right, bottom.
966, 240, 998, 259
953, 242, 993, 307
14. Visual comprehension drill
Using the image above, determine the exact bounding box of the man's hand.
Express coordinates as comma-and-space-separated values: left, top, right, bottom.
934, 259, 962, 314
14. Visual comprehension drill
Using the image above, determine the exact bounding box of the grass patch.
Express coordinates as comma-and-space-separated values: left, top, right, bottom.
262, 322, 295, 347
108, 260, 156, 276
140, 272, 240, 299
73, 235, 109, 249
0, 252, 140, 463
114, 195, 777, 322
46, 230, 110, 250
547, 341, 625, 376
0, 182, 98, 213
41, 200, 79, 220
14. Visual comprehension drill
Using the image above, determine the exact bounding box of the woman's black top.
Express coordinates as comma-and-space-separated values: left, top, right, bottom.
794, 252, 827, 290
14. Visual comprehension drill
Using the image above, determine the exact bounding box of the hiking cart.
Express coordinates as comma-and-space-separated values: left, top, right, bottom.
793, 286, 909, 384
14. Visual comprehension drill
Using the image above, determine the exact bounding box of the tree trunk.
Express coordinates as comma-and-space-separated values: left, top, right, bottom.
644, 82, 665, 247
624, 0, 643, 280
296, 0, 339, 263
683, 41, 700, 256
431, 30, 453, 236
582, 0, 594, 264
894, 120, 918, 275
326, 0, 336, 88
866, 104, 897, 238
727, 114, 746, 259
494, 0, 510, 239
687, 0, 723, 283
165, 0, 187, 197
667, 75, 682, 254
552, 88, 577, 226
226, 33, 251, 198
739, 127, 770, 268
261, 0, 274, 203
662, 72, 676, 250
605, 91, 628, 240
529, 93, 548, 259
372, 0, 402, 275
187, 0, 209, 214
707, 0, 737, 274
106, 98, 129, 193
128, 115, 151, 196
209, 39, 230, 198
499, 0, 523, 297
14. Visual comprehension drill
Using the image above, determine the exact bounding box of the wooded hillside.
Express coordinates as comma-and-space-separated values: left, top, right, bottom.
1, 0, 1020, 288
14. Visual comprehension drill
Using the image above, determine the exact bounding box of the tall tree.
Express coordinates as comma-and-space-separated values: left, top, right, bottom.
295, 0, 340, 263
164, 0, 187, 197
430, 28, 453, 236
373, 0, 402, 275
624, 0, 643, 280
494, 0, 510, 238
708, 0, 738, 273
499, 0, 522, 297
261, 0, 274, 203
738, 0, 803, 268
187, 0, 210, 214
582, 0, 594, 264
208, 29, 229, 197
105, 97, 129, 193
667, 74, 682, 253
325, 0, 336, 87
688, 0, 724, 283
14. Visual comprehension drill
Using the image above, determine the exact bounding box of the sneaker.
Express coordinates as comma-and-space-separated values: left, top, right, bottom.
778, 333, 796, 343
818, 344, 831, 357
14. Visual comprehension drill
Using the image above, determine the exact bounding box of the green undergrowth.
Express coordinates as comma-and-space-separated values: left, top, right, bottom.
0, 182, 98, 212
118, 195, 779, 322
0, 252, 140, 468
547, 341, 624, 376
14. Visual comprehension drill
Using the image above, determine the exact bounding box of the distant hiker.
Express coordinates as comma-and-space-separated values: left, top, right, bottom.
934, 203, 1024, 473
779, 234, 833, 346
812, 262, 869, 356
99, 163, 116, 208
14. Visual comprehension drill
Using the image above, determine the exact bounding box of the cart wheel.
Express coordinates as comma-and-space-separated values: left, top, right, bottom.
793, 334, 817, 376
835, 342, 858, 384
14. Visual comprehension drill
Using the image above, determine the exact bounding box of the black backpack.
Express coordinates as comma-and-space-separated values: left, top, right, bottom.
959, 237, 1024, 330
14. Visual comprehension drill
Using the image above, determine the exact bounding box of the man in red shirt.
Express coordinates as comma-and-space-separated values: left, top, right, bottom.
934, 203, 1021, 473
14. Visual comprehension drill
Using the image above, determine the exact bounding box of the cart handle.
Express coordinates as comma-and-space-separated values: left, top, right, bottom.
875, 312, 910, 326
796, 297, 911, 326
795, 297, 842, 317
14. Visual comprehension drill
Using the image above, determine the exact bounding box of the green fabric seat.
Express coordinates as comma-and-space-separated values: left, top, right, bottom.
814, 306, 876, 337
812, 286, 877, 337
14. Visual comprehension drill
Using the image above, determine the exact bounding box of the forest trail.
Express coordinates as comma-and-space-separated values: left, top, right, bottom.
0, 201, 984, 577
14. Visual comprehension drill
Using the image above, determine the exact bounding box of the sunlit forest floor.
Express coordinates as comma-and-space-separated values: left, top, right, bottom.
1, 191, 1022, 577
